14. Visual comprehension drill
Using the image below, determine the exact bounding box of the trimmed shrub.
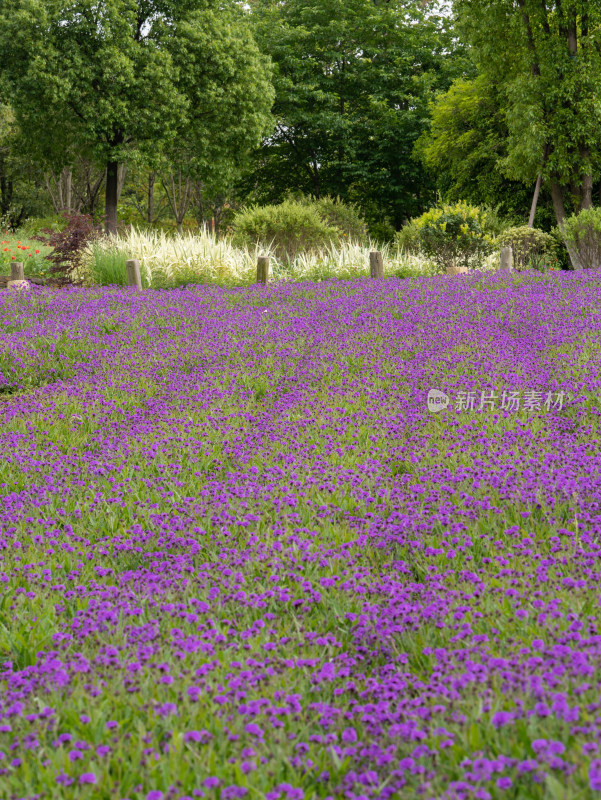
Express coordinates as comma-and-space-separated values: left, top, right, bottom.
561, 207, 601, 269
311, 197, 368, 242
497, 225, 558, 271
395, 217, 421, 254
231, 200, 341, 262
395, 202, 494, 272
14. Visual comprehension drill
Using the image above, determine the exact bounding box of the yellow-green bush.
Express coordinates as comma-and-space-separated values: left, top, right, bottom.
395, 202, 495, 272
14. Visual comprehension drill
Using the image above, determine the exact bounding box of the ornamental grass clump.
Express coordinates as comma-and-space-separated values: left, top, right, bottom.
6, 271, 601, 796
81, 226, 433, 286
82, 227, 259, 287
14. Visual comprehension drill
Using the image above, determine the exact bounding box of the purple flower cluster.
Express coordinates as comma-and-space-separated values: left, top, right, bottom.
1, 271, 601, 797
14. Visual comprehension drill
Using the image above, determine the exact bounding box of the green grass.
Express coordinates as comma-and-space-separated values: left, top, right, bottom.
0, 231, 53, 281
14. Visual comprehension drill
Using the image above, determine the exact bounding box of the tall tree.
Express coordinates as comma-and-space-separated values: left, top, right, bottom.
415, 74, 556, 228
243, 0, 467, 235
0, 0, 274, 235
0, 104, 49, 227
159, 8, 275, 233
453, 0, 601, 267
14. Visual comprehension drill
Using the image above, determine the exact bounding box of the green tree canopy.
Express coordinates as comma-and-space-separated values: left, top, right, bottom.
415, 74, 554, 227
242, 0, 468, 236
0, 0, 274, 234
453, 0, 601, 266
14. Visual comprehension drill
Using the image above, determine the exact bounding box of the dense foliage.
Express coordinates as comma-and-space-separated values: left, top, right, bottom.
415, 76, 552, 225
243, 0, 466, 237
453, 0, 601, 262
0, 0, 600, 251
497, 225, 559, 272
232, 200, 347, 262
0, 0, 274, 235
561, 207, 601, 270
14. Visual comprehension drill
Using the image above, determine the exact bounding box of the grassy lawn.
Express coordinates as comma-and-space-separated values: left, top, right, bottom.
0, 270, 600, 799
0, 231, 54, 282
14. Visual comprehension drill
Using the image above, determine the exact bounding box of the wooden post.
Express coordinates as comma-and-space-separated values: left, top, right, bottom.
126, 259, 142, 290
11, 262, 24, 281
369, 250, 384, 279
500, 246, 513, 271
257, 255, 269, 285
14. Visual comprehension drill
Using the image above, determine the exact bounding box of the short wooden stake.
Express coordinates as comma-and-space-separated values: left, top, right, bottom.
126, 259, 142, 290
500, 246, 513, 271
257, 255, 269, 285
11, 262, 24, 281
369, 250, 384, 279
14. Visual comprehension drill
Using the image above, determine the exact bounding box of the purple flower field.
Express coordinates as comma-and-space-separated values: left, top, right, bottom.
1, 270, 601, 799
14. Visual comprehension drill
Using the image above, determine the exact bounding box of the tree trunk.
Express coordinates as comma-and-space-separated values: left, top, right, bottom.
45, 173, 61, 214
567, 12, 578, 55
117, 164, 127, 203
551, 180, 567, 226
193, 181, 205, 230
63, 167, 72, 213
161, 168, 193, 234
105, 160, 119, 236
0, 169, 13, 216
312, 161, 320, 198
551, 180, 583, 270
148, 172, 155, 224
528, 172, 543, 227
530, 143, 550, 228
73, 159, 104, 216
581, 174, 593, 210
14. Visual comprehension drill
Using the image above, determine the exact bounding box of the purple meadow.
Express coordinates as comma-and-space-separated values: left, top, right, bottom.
1, 271, 601, 795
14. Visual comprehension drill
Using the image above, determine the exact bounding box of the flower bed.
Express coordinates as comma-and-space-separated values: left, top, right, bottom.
0, 270, 601, 798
